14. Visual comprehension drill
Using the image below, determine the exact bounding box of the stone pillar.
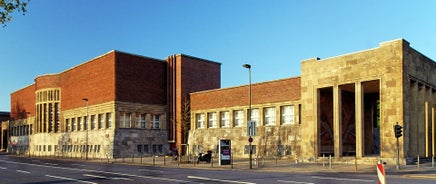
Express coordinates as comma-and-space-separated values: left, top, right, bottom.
355, 82, 363, 158
409, 81, 418, 156
333, 85, 342, 157
418, 84, 425, 156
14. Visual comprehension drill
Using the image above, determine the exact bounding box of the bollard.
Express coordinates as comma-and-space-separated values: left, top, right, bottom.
153, 156, 156, 166
323, 154, 325, 167
211, 157, 213, 167
377, 160, 386, 184
329, 155, 332, 168
164, 156, 167, 165
140, 155, 143, 164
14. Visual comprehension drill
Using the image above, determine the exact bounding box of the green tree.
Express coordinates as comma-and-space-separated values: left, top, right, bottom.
0, 0, 29, 27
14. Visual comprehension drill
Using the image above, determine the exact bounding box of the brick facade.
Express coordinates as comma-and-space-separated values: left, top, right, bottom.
8, 50, 221, 158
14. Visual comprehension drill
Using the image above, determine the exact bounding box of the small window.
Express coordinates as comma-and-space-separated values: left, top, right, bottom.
264, 107, 276, 126
98, 114, 104, 129
152, 115, 160, 129
196, 113, 205, 129
106, 113, 112, 128
244, 145, 257, 154
137, 114, 147, 129
208, 112, 217, 128
143, 145, 149, 153
220, 111, 230, 127
233, 110, 244, 127
137, 145, 142, 153
281, 105, 294, 125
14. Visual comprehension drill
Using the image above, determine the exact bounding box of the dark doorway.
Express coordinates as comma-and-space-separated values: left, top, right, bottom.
318, 87, 334, 156
362, 80, 380, 155
340, 84, 356, 156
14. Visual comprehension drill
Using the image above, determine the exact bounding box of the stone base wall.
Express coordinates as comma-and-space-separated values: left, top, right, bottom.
113, 129, 169, 157
188, 125, 300, 159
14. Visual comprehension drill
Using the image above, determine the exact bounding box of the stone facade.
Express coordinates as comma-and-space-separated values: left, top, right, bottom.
188, 39, 436, 165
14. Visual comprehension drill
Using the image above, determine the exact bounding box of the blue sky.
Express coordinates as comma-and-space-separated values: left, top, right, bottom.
1, 0, 436, 111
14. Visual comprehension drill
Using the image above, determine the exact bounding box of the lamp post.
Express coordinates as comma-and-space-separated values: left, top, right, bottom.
82, 98, 89, 160
242, 64, 252, 169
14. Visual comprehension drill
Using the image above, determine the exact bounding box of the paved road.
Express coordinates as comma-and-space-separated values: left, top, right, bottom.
0, 154, 435, 184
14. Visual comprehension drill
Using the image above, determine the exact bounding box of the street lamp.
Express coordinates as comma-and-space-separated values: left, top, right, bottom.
82, 98, 89, 160
242, 64, 253, 169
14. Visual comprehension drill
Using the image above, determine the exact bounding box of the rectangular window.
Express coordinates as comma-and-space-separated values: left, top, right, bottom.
91, 115, 97, 130
122, 112, 131, 128
66, 119, 70, 132
152, 145, 157, 153
264, 107, 276, 126
220, 111, 230, 127
78, 117, 82, 131
137, 145, 142, 153
208, 112, 217, 128
152, 115, 160, 129
72, 118, 76, 131
106, 113, 112, 128
84, 116, 88, 130
137, 114, 146, 129
143, 145, 149, 153
244, 145, 257, 154
233, 110, 244, 127
158, 145, 163, 153
250, 108, 259, 125
98, 114, 104, 129
281, 105, 295, 125
196, 113, 205, 128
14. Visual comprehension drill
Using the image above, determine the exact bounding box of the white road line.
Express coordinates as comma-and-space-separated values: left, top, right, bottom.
0, 160, 189, 183
84, 174, 133, 181
46, 175, 98, 184
138, 168, 164, 173
277, 180, 314, 184
311, 176, 374, 182
43, 162, 59, 166
0, 166, 6, 169
188, 175, 256, 184
16, 170, 31, 174
72, 164, 86, 167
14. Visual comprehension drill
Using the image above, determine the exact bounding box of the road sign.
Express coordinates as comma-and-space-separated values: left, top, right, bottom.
247, 121, 257, 136
248, 137, 253, 143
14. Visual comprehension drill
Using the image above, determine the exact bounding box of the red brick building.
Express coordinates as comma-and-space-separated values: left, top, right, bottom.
8, 50, 220, 157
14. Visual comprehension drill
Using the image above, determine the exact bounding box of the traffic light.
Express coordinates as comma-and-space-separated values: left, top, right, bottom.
394, 125, 403, 138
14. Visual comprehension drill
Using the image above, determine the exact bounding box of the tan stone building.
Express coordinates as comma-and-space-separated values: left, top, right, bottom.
188, 39, 436, 165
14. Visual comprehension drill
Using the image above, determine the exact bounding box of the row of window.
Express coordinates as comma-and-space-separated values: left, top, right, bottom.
36, 89, 60, 103
192, 144, 292, 156
195, 105, 296, 129
136, 144, 164, 154
35, 144, 102, 153
9, 124, 32, 136
65, 113, 112, 132
119, 112, 161, 129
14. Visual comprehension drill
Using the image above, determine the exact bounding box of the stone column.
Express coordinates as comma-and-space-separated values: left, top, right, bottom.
333, 85, 342, 157
355, 82, 363, 158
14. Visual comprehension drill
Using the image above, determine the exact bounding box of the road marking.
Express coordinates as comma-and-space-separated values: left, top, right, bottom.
46, 175, 97, 184
403, 174, 436, 180
16, 170, 31, 174
188, 175, 255, 184
277, 180, 314, 184
311, 176, 374, 182
0, 159, 190, 183
84, 174, 133, 181
0, 166, 6, 169
138, 168, 164, 173
72, 164, 86, 167
44, 162, 59, 166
